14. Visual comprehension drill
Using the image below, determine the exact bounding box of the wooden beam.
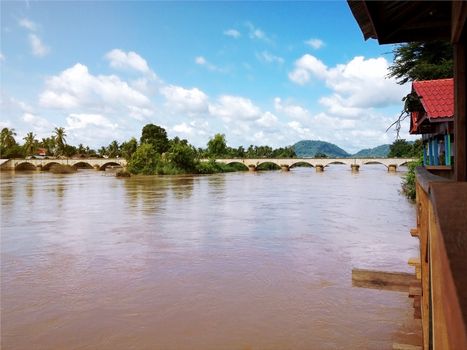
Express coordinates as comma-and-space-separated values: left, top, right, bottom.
392, 343, 422, 350
454, 34, 466, 181
352, 268, 417, 292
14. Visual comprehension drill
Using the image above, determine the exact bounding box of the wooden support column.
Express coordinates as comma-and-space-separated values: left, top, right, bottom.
445, 134, 451, 166
433, 139, 439, 166
454, 38, 466, 181
423, 142, 427, 166
429, 140, 434, 165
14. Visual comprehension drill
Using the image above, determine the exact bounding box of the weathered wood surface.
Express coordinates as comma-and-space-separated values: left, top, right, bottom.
351, 268, 417, 292
392, 343, 422, 350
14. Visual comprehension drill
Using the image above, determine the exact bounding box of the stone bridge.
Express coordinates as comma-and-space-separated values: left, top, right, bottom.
211, 158, 416, 172
0, 158, 127, 171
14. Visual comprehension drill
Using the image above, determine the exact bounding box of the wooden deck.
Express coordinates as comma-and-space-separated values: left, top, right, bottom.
414, 167, 467, 349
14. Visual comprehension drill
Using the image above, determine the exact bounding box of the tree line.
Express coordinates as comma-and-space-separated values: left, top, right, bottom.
0, 124, 297, 175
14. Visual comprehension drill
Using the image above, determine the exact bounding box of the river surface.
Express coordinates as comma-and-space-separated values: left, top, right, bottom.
1, 166, 421, 349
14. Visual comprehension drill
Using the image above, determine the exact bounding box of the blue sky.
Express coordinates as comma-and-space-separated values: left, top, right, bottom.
1, 1, 416, 153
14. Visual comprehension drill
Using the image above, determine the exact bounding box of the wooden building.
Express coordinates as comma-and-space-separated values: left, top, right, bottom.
348, 1, 466, 349
409, 78, 454, 170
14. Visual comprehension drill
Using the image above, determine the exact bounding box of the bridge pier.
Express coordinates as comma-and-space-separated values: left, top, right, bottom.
36, 164, 43, 171
94, 165, 101, 171
315, 165, 324, 172
248, 165, 257, 172
388, 164, 397, 172
280, 165, 290, 172
351, 164, 360, 172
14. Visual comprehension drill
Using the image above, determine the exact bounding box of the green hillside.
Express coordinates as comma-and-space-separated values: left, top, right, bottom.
352, 144, 390, 158
294, 140, 350, 158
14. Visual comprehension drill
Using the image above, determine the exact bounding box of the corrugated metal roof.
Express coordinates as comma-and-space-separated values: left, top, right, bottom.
413, 78, 454, 119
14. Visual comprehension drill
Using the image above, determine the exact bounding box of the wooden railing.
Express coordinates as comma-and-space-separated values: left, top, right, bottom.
414, 167, 467, 349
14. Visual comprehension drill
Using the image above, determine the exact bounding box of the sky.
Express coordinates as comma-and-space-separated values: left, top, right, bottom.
0, 1, 417, 153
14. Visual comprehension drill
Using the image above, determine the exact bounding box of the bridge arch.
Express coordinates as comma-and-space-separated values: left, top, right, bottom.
256, 161, 281, 170
72, 161, 93, 169
289, 160, 314, 168
362, 160, 389, 169
323, 160, 347, 167
99, 161, 122, 170
221, 160, 249, 170
15, 162, 37, 170
42, 162, 61, 171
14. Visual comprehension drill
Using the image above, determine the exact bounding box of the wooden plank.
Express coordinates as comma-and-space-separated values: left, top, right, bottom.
409, 285, 422, 297
410, 228, 419, 237
408, 257, 421, 267
454, 39, 466, 181
392, 343, 422, 350
352, 268, 417, 292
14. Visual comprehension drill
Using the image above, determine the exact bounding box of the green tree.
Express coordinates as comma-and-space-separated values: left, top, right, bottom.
121, 137, 138, 160
207, 133, 228, 157
388, 41, 453, 85
388, 139, 413, 158
140, 124, 169, 154
53, 127, 67, 156
23, 132, 38, 156
98, 146, 107, 158
167, 141, 198, 171
127, 143, 160, 174
0, 128, 17, 148
107, 140, 120, 158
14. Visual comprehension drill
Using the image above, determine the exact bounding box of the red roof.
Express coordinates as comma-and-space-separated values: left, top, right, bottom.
412, 78, 454, 119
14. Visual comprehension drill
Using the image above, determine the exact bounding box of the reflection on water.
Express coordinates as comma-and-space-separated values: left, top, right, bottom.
1, 166, 421, 349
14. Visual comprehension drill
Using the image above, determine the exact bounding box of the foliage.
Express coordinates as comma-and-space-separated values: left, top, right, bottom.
53, 127, 67, 156
121, 137, 138, 160
402, 157, 422, 202
166, 139, 199, 172
107, 140, 120, 158
314, 152, 327, 158
23, 132, 38, 156
140, 124, 169, 154
388, 139, 422, 158
127, 143, 160, 175
0, 128, 17, 148
388, 41, 453, 85
207, 133, 228, 157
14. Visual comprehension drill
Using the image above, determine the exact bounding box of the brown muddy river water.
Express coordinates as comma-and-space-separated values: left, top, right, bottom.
1, 166, 421, 349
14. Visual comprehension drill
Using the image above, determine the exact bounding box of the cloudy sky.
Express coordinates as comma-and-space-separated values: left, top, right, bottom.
1, 1, 416, 153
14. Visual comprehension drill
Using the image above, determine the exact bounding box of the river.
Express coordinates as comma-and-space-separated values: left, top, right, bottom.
1, 166, 421, 349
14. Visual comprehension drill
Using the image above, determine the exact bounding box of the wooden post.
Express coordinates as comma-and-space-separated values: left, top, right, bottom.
433, 138, 439, 166
454, 39, 466, 181
429, 140, 434, 165
423, 142, 427, 166
447, 133, 452, 166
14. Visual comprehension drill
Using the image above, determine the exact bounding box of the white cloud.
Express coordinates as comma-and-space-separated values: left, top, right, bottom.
223, 29, 240, 39
66, 113, 118, 130
209, 95, 261, 122
245, 22, 272, 43
29, 33, 49, 57
39, 63, 152, 118
194, 56, 225, 73
161, 85, 209, 114
105, 49, 155, 77
305, 38, 324, 49
172, 122, 194, 135
19, 18, 37, 31
0, 53, 5, 61
256, 111, 279, 129
22, 112, 54, 136
274, 98, 311, 121
256, 51, 284, 64
288, 54, 328, 85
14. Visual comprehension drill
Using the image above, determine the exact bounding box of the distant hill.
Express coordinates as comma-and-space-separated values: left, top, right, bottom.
352, 144, 390, 158
294, 140, 350, 158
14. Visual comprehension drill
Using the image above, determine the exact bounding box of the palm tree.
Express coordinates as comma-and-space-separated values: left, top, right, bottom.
107, 140, 120, 158
0, 127, 17, 148
23, 132, 38, 156
53, 127, 67, 155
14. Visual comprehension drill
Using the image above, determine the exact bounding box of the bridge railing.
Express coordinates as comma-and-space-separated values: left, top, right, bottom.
414, 167, 467, 349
